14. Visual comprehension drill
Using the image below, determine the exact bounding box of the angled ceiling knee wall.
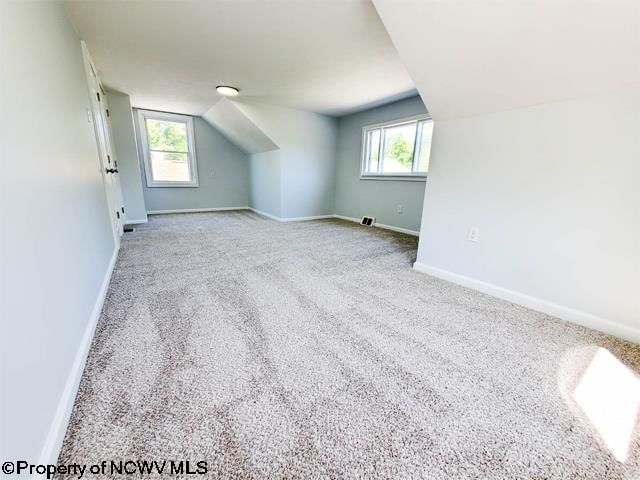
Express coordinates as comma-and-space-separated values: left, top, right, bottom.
374, 0, 640, 340
201, 98, 278, 154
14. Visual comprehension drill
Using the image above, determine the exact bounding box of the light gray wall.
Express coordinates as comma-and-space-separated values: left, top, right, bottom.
236, 102, 338, 218
279, 118, 337, 219
334, 96, 428, 232
416, 90, 640, 341
249, 151, 282, 217
106, 90, 147, 222
133, 113, 250, 212
0, 1, 116, 462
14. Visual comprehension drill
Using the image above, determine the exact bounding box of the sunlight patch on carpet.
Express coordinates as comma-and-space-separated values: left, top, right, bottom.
572, 348, 640, 462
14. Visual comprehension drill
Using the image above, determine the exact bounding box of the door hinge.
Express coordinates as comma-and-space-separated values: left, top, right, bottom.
106, 109, 109, 117
121, 207, 125, 214
96, 92, 101, 102
107, 154, 111, 164
116, 211, 120, 219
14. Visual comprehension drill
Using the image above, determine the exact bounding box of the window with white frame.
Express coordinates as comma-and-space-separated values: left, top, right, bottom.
361, 115, 433, 179
137, 109, 198, 187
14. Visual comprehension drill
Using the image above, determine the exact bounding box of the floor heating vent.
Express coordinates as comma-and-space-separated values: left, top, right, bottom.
361, 216, 375, 226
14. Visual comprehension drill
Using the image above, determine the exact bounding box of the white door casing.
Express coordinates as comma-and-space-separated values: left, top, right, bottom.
81, 41, 124, 244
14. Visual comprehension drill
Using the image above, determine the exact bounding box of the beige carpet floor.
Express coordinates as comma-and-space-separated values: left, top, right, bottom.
58, 211, 640, 479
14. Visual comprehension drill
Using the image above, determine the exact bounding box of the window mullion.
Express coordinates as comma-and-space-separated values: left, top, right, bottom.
186, 151, 192, 179
149, 149, 189, 154
365, 131, 372, 173
378, 128, 385, 174
412, 121, 422, 173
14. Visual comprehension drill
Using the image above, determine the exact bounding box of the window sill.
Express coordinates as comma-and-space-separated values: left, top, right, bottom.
359, 175, 427, 182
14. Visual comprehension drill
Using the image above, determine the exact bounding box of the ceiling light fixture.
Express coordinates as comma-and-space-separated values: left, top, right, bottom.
216, 85, 240, 96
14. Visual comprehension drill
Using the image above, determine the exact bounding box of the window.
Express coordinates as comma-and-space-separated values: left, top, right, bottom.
137, 110, 198, 187
361, 115, 433, 179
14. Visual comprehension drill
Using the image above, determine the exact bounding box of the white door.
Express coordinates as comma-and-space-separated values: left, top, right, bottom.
81, 42, 124, 243
98, 83, 125, 225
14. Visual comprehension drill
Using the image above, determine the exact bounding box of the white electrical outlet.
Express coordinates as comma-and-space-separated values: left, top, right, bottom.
397, 204, 403, 214
467, 227, 480, 242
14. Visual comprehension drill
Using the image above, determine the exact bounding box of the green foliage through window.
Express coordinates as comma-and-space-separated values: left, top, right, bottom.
386, 134, 414, 168
146, 119, 188, 152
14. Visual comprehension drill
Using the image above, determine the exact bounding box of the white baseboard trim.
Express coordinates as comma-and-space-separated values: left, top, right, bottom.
38, 246, 119, 466
334, 214, 420, 237
147, 206, 249, 215
248, 208, 333, 222
413, 262, 640, 344
282, 214, 334, 222
248, 207, 282, 221
145, 207, 417, 234
124, 218, 148, 224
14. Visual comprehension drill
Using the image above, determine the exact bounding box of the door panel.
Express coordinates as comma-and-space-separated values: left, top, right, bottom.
81, 42, 124, 243
98, 85, 125, 224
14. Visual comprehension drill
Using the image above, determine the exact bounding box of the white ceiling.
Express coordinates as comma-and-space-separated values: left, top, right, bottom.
66, 0, 416, 117
374, 0, 640, 120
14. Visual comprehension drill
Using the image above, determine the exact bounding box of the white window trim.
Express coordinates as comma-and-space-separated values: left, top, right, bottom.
360, 114, 432, 181
137, 109, 199, 188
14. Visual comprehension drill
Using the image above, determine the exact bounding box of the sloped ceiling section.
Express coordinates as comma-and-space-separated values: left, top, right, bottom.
373, 0, 640, 120
202, 99, 278, 154
66, 0, 415, 116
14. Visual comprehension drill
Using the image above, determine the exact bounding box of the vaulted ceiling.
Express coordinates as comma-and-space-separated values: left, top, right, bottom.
66, 0, 416, 117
